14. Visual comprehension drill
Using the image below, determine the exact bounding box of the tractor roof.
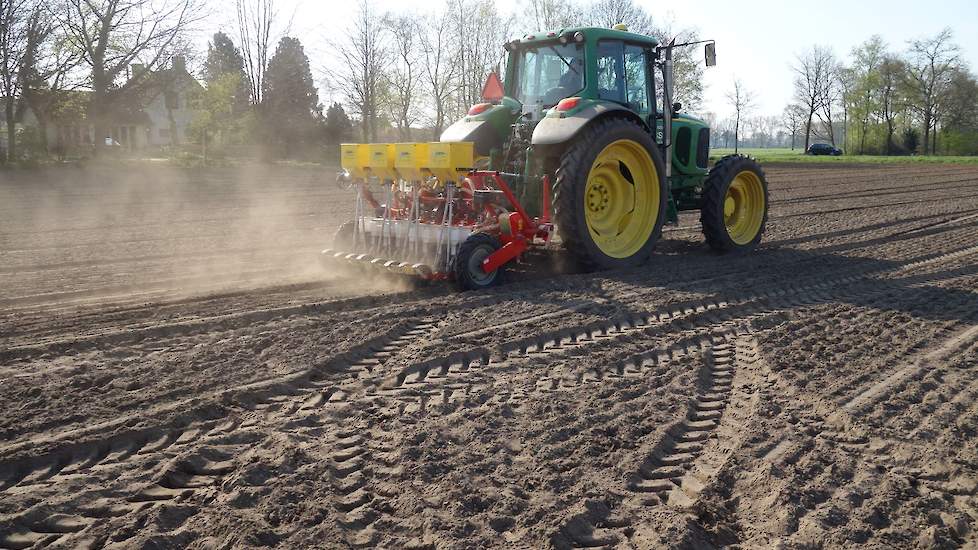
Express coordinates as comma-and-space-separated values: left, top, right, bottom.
513, 26, 659, 48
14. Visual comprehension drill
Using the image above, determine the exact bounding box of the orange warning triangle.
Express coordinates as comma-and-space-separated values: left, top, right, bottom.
481, 72, 504, 102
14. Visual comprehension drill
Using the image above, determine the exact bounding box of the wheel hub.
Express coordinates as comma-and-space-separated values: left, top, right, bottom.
583, 139, 659, 259
723, 170, 766, 245
587, 184, 611, 212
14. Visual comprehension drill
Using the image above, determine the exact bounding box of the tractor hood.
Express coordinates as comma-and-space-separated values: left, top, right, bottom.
440, 96, 521, 156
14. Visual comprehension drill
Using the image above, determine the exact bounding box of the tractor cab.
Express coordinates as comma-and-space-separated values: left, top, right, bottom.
501, 27, 658, 124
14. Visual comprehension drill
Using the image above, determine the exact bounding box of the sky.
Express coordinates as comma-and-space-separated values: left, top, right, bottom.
201, 0, 978, 120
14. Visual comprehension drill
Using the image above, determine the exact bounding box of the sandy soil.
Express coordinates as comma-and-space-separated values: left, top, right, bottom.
1, 162, 977, 549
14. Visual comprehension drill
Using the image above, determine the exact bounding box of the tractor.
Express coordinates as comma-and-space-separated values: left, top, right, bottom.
326, 24, 768, 290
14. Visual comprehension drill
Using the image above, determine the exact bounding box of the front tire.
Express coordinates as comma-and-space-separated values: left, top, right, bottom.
700, 155, 768, 254
453, 233, 505, 291
553, 117, 667, 270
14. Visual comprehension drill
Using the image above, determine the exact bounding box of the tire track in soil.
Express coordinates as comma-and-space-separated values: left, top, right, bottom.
555, 331, 768, 549
0, 319, 437, 549
0, 291, 431, 365
832, 322, 978, 423
5, 228, 974, 463
4, 224, 976, 547
752, 333, 978, 547
776, 177, 978, 206
395, 238, 978, 415
2, 198, 973, 365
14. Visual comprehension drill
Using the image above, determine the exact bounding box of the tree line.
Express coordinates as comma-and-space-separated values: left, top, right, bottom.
0, 0, 702, 163
327, 0, 704, 143
3, 0, 974, 164
0, 0, 352, 162
781, 29, 976, 156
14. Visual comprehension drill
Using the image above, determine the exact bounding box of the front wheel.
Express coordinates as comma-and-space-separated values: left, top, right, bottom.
700, 155, 768, 254
453, 233, 505, 291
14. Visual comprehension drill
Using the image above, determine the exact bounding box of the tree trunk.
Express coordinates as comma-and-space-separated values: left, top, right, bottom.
803, 112, 813, 151
4, 97, 15, 162
922, 111, 931, 155
734, 112, 739, 154
36, 114, 48, 154
885, 120, 894, 155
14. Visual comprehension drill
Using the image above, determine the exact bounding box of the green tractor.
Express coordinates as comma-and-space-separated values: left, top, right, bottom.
440, 24, 768, 270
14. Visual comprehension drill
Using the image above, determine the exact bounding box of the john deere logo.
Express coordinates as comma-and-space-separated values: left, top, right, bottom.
434, 151, 447, 159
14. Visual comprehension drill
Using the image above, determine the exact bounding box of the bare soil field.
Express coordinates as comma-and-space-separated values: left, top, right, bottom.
1, 162, 977, 549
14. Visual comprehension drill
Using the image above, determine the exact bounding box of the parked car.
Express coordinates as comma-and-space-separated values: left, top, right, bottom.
806, 143, 843, 156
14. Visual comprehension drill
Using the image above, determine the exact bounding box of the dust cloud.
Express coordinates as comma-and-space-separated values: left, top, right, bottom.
0, 162, 406, 308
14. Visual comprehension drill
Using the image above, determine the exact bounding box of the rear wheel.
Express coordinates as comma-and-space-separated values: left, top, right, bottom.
700, 155, 768, 253
554, 118, 667, 269
332, 221, 356, 250
453, 233, 505, 291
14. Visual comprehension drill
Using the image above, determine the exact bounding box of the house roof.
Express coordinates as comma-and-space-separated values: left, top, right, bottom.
9, 61, 203, 128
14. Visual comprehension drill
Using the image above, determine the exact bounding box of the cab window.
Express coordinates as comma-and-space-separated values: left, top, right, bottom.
515, 43, 585, 107
596, 41, 650, 114
624, 45, 649, 114
596, 41, 624, 103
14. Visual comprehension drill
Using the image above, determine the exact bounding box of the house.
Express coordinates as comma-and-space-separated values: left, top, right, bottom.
133, 56, 204, 148
1, 56, 204, 156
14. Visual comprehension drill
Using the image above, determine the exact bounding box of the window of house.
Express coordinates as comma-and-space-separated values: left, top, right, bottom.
165, 91, 179, 110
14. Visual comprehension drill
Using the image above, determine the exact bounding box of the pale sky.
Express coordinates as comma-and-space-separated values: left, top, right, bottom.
201, 0, 978, 120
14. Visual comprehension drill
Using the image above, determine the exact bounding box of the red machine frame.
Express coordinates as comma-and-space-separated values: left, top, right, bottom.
333, 170, 554, 282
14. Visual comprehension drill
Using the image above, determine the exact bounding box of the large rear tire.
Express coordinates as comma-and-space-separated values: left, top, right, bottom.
553, 117, 667, 270
700, 155, 768, 254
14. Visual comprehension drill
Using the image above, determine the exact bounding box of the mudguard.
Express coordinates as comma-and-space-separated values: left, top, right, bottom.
440, 119, 501, 157
441, 97, 521, 157
531, 102, 647, 146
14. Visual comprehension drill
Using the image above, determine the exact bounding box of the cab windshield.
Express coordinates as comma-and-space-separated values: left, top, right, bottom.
513, 42, 584, 107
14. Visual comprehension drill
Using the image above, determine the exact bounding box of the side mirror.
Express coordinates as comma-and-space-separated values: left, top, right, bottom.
672, 102, 682, 113
705, 43, 716, 67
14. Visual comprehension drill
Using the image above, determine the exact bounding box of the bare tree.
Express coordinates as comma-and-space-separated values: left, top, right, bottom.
447, 0, 511, 119
521, 0, 579, 32
383, 13, 420, 141
904, 28, 959, 154
57, 0, 205, 152
0, 0, 30, 162
726, 78, 755, 154
419, 8, 459, 139
19, 5, 82, 154
876, 55, 904, 155
792, 45, 835, 151
815, 59, 843, 146
583, 0, 652, 33
848, 35, 886, 154
329, 0, 387, 142
781, 103, 805, 150
236, 0, 289, 105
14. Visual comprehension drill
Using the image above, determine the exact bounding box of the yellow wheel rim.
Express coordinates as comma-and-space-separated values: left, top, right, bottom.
584, 139, 659, 259
724, 170, 766, 245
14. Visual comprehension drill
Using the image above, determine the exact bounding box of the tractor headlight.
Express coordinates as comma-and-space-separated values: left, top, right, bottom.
574, 31, 585, 43
559, 34, 569, 45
